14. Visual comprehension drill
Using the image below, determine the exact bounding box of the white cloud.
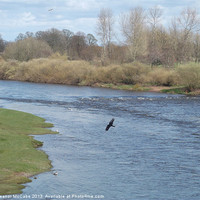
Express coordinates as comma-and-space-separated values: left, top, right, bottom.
68, 17, 97, 33
37, 17, 97, 35
21, 12, 36, 23
64, 0, 100, 11
55, 15, 63, 19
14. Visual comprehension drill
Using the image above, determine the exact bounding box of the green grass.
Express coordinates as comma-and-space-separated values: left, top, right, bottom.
99, 83, 150, 91
161, 87, 188, 94
0, 108, 57, 195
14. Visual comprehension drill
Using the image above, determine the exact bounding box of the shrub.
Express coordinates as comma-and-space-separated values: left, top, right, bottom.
3, 38, 53, 61
12, 58, 94, 85
120, 62, 150, 84
92, 62, 150, 85
0, 60, 19, 79
177, 63, 200, 91
146, 67, 178, 86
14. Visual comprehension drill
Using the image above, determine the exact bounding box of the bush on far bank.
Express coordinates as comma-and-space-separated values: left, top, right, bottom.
145, 67, 178, 86
0, 56, 200, 92
3, 38, 53, 61
177, 63, 200, 91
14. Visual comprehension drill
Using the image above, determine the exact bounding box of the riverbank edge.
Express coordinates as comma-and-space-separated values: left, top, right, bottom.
2, 78, 200, 95
2, 77, 200, 95
0, 108, 57, 195
91, 83, 200, 95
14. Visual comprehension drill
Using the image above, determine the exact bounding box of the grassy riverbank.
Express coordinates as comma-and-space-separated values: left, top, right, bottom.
0, 108, 56, 195
0, 55, 200, 95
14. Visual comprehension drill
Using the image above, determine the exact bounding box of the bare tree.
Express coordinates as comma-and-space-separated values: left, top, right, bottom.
96, 8, 114, 64
4, 38, 52, 61
147, 6, 163, 30
193, 33, 200, 62
177, 7, 200, 39
170, 7, 200, 63
86, 34, 97, 46
69, 32, 87, 59
62, 29, 74, 54
121, 7, 147, 61
147, 6, 163, 65
35, 28, 67, 54
0, 35, 6, 53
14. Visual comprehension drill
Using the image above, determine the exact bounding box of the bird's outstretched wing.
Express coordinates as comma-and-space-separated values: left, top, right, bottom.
105, 124, 110, 131
105, 118, 115, 131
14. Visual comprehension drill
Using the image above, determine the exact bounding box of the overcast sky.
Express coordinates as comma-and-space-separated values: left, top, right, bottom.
0, 0, 200, 41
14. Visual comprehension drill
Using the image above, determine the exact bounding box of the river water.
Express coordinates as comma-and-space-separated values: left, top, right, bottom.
0, 80, 200, 200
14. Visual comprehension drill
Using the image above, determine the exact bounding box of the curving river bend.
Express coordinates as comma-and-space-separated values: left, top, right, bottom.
0, 80, 200, 200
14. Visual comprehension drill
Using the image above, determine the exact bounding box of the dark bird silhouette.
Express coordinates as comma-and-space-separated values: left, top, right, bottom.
48, 8, 53, 11
105, 118, 115, 131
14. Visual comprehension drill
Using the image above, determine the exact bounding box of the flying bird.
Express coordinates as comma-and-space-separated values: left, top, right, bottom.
48, 8, 53, 12
105, 118, 115, 131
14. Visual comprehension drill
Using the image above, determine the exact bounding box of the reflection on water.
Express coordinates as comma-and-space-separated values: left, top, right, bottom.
0, 80, 200, 200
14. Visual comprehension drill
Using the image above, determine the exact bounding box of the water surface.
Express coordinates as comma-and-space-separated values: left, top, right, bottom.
0, 80, 200, 200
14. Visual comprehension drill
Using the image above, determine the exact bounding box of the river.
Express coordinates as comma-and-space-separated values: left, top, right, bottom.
0, 80, 200, 200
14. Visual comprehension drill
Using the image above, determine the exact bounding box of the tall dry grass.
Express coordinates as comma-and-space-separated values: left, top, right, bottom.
1, 55, 200, 91
145, 67, 178, 86
14, 58, 93, 85
177, 62, 200, 91
0, 56, 152, 86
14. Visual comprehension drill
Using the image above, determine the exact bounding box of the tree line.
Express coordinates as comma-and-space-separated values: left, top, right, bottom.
0, 6, 200, 66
